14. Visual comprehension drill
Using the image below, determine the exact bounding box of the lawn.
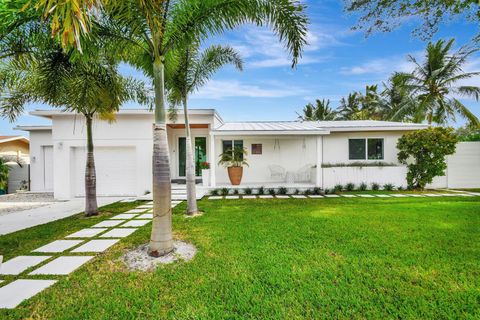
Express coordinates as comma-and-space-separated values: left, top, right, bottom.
1, 197, 479, 319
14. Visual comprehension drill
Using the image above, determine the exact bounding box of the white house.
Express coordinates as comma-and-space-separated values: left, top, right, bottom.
17, 108, 429, 200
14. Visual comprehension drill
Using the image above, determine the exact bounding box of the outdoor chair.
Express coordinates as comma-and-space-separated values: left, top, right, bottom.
268, 165, 286, 181
295, 164, 313, 182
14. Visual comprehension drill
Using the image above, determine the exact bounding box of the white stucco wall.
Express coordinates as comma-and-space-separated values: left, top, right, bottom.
28, 130, 53, 192
213, 136, 318, 185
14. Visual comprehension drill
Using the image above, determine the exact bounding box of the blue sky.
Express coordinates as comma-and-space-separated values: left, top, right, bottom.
2, 0, 479, 136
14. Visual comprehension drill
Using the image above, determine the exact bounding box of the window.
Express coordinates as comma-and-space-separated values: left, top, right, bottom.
348, 138, 384, 160
367, 138, 384, 160
222, 140, 244, 159
349, 139, 366, 160
251, 144, 262, 155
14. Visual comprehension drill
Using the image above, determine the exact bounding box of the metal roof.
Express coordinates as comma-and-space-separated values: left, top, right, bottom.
213, 120, 428, 133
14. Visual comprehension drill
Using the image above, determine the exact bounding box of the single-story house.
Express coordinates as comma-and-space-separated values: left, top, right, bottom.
17, 109, 428, 200
0, 135, 29, 162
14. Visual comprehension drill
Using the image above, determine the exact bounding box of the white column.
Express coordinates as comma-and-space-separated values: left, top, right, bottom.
209, 133, 216, 187
316, 136, 323, 188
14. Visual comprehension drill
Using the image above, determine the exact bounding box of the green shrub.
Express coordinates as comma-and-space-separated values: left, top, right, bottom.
294, 189, 300, 195
324, 188, 331, 194
358, 182, 368, 191
397, 186, 404, 191
210, 189, 219, 196
371, 183, 380, 191
345, 183, 355, 191
268, 188, 276, 195
383, 183, 394, 191
257, 186, 265, 195
313, 187, 322, 195
278, 187, 288, 195
221, 188, 229, 196
243, 187, 252, 195
333, 184, 343, 193
304, 189, 312, 196
398, 127, 457, 190
233, 189, 239, 195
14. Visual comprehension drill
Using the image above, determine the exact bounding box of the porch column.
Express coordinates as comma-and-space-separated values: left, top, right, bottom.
209, 132, 216, 187
316, 136, 323, 188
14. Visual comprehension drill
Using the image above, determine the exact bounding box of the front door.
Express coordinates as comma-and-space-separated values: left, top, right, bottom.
178, 137, 207, 177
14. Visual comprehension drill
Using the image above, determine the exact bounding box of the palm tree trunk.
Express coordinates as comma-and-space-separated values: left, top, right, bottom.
183, 97, 199, 215
85, 114, 98, 217
149, 56, 174, 257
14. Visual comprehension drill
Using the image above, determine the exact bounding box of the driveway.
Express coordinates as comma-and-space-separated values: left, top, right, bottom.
0, 197, 124, 235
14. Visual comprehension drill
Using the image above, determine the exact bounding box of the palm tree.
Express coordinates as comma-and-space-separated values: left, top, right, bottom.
21, 0, 308, 256
400, 39, 480, 126
297, 99, 337, 121
166, 43, 243, 216
0, 22, 149, 216
382, 72, 419, 122
337, 92, 363, 120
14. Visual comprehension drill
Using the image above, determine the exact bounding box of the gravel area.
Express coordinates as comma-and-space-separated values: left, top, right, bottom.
122, 241, 197, 271
0, 192, 58, 215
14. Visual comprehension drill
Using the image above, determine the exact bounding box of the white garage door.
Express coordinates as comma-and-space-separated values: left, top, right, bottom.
72, 147, 136, 197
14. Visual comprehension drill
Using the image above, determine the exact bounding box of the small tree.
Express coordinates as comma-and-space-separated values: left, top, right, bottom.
397, 127, 458, 190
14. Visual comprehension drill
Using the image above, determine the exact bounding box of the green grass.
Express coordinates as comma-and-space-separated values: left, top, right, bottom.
336, 189, 456, 195
1, 197, 479, 319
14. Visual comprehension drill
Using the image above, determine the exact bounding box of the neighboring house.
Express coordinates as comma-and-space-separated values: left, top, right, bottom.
16, 109, 434, 200
0, 135, 30, 193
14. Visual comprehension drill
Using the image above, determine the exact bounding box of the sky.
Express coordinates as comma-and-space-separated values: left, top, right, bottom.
2, 0, 479, 137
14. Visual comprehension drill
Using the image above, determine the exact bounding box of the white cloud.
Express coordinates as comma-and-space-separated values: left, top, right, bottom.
340, 56, 415, 75
191, 80, 307, 99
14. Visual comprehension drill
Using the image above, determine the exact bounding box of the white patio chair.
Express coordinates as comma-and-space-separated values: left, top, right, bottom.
295, 164, 313, 182
268, 165, 286, 181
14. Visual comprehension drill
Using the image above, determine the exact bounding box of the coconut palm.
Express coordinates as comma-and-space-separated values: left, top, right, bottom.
400, 39, 480, 126
297, 99, 337, 121
0, 22, 149, 216
166, 43, 243, 216
337, 92, 364, 120
382, 72, 419, 122
20, 0, 308, 256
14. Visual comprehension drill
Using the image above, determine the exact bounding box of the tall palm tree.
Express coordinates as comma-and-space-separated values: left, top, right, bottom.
400, 39, 480, 126
19, 0, 308, 256
0, 22, 149, 216
297, 99, 337, 121
166, 43, 243, 216
382, 72, 419, 122
337, 92, 363, 120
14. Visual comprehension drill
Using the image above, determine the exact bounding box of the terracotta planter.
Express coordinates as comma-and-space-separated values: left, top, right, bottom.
227, 166, 243, 185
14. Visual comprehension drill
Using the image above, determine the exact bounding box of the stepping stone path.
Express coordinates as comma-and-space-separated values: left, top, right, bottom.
207, 191, 478, 200
0, 198, 179, 309
33, 240, 83, 253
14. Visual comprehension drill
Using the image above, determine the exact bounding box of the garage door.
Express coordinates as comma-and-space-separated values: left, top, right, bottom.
72, 147, 136, 197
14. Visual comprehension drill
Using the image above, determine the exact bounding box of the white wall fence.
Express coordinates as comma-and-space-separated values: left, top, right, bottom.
7, 163, 29, 193
322, 142, 480, 189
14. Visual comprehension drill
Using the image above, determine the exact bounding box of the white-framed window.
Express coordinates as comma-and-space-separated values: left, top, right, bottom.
348, 138, 384, 160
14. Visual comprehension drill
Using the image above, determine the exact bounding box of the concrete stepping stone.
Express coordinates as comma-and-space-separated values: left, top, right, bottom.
391, 194, 408, 197
324, 195, 340, 198
358, 194, 375, 198
110, 213, 138, 220
100, 228, 138, 238
276, 195, 291, 199
136, 213, 153, 219
409, 194, 425, 197
33, 240, 83, 253
467, 192, 480, 196
258, 195, 274, 199
121, 220, 151, 227
375, 194, 391, 198
0, 279, 57, 309
209, 196, 223, 200
0, 256, 51, 275
291, 195, 306, 199
71, 239, 120, 253
424, 193, 441, 197
120, 199, 136, 203
66, 228, 107, 238
225, 196, 239, 199
30, 256, 94, 275
137, 205, 152, 209
241, 195, 257, 199
340, 195, 356, 198
91, 220, 125, 228
457, 193, 473, 197
125, 209, 146, 214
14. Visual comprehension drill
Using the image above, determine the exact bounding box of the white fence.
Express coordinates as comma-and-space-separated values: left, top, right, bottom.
322, 142, 480, 189
7, 163, 29, 193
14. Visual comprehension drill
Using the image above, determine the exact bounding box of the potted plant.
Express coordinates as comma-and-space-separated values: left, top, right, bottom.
200, 161, 211, 187
218, 147, 248, 185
